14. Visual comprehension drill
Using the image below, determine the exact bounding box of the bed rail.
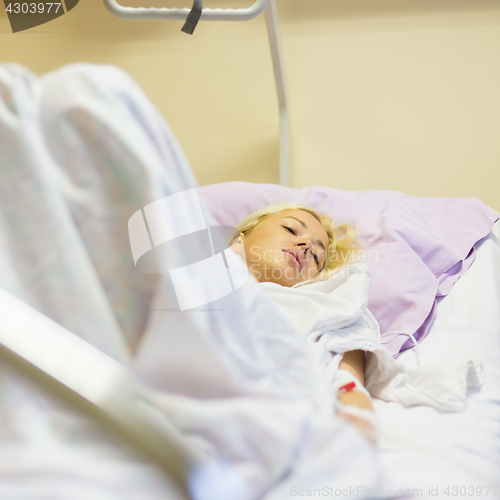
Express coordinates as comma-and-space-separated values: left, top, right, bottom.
102, 0, 291, 187
0, 287, 252, 500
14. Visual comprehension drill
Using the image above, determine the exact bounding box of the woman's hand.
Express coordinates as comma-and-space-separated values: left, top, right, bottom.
337, 410, 377, 446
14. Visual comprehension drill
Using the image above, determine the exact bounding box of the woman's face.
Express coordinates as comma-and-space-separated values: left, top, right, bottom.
238, 209, 329, 287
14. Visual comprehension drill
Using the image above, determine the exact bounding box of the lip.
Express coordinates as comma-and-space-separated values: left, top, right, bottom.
283, 250, 303, 272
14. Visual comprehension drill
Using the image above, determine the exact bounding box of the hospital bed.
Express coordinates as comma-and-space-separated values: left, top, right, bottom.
0, 171, 498, 500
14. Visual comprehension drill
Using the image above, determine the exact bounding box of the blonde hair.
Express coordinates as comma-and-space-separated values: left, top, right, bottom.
232, 202, 362, 288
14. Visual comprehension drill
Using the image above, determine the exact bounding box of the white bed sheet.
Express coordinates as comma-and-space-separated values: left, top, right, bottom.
374, 219, 500, 498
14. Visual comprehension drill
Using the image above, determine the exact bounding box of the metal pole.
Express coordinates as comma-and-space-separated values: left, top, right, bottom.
264, 0, 291, 187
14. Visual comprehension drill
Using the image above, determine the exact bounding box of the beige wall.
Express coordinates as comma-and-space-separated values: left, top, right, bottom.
1, 0, 499, 211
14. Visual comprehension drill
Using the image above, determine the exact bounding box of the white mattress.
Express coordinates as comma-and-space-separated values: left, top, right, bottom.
374, 220, 500, 497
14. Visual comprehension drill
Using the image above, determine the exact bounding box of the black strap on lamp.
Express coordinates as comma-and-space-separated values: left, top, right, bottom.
181, 0, 203, 34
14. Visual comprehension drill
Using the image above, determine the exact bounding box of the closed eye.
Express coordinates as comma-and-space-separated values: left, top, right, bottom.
283, 226, 320, 266
312, 253, 319, 265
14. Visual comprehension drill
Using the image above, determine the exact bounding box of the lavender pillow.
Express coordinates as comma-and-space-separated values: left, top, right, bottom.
198, 182, 499, 357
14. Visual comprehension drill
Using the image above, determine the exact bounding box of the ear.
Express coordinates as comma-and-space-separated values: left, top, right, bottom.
229, 231, 243, 245
229, 232, 245, 258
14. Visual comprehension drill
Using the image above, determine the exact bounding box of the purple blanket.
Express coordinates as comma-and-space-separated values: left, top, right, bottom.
198, 182, 499, 357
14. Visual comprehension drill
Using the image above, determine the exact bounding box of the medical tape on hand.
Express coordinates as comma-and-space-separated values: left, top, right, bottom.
332, 370, 377, 432
331, 369, 371, 400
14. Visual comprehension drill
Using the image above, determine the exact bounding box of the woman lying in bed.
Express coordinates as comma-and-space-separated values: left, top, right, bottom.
229, 202, 377, 444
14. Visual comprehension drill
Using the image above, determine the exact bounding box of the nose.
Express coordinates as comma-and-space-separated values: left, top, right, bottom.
296, 239, 311, 258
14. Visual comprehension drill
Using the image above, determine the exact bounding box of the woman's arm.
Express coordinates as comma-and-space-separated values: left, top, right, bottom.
337, 350, 373, 410
336, 350, 376, 445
